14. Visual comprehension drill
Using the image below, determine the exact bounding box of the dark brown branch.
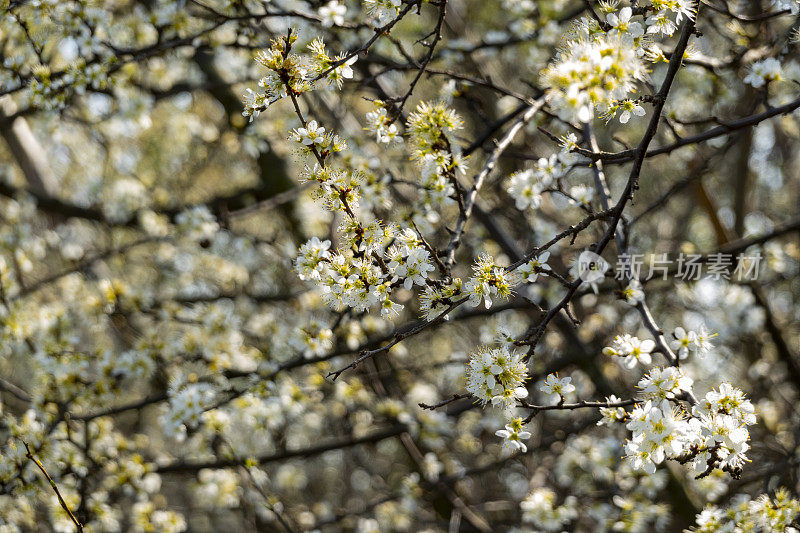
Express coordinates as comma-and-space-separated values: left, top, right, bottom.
578, 97, 800, 164
156, 424, 407, 473
419, 394, 470, 410
520, 398, 637, 412
444, 98, 545, 267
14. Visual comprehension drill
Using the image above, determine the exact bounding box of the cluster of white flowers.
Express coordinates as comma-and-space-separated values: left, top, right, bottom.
744, 57, 784, 88
284, 100, 473, 328
4, 0, 798, 529
175, 205, 220, 243
688, 383, 757, 474
364, 101, 402, 144
303, 165, 362, 212
294, 237, 333, 282
307, 38, 358, 89
520, 487, 578, 532
538, 433, 674, 529
132, 501, 187, 533
26, 60, 114, 111
642, 0, 696, 35
406, 101, 467, 207
418, 278, 462, 321
621, 376, 755, 476
290, 121, 348, 158
507, 169, 544, 210
603, 334, 655, 368
243, 33, 354, 120
463, 253, 520, 309
625, 399, 691, 474
102, 178, 149, 222
417, 152, 461, 208
542, 2, 697, 123
288, 319, 334, 358
192, 469, 240, 508
386, 230, 436, 290
294, 227, 437, 318
541, 18, 647, 123
406, 101, 463, 152
464, 346, 529, 410
507, 154, 565, 210
598, 395, 628, 426
692, 488, 799, 532
243, 34, 307, 120
363, 0, 402, 27
162, 382, 216, 440
320, 253, 389, 313
638, 366, 693, 400
506, 137, 583, 211
671, 325, 715, 359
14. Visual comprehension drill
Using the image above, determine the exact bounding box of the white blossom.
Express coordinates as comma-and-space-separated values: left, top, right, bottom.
744, 58, 783, 88
318, 0, 346, 27
539, 373, 576, 403
495, 418, 532, 452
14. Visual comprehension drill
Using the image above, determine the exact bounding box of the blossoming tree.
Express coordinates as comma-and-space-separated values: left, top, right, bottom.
1, 0, 800, 531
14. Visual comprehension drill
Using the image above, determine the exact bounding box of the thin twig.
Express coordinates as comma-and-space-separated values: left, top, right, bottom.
23, 441, 84, 532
